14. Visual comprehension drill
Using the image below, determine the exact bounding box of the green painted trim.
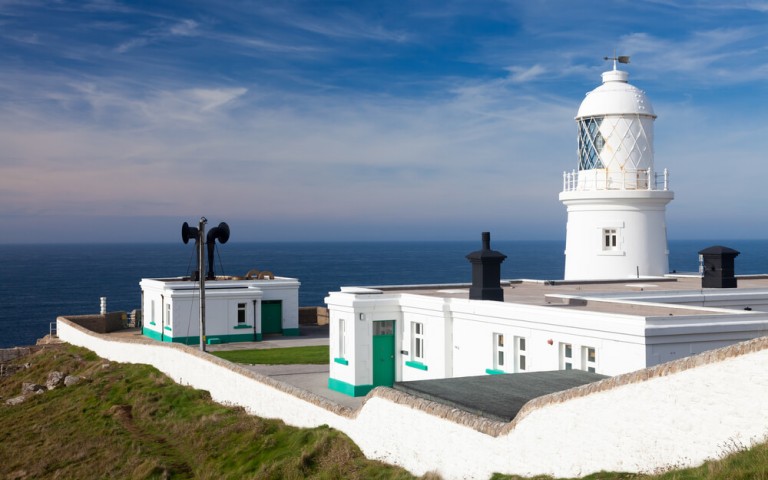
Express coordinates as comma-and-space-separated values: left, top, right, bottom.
232, 324, 252, 329
142, 327, 163, 342
333, 357, 349, 366
405, 360, 428, 371
165, 333, 255, 344
255, 333, 263, 341
164, 326, 172, 331
485, 368, 505, 375
149, 321, 156, 326
328, 377, 373, 397
282, 328, 300, 336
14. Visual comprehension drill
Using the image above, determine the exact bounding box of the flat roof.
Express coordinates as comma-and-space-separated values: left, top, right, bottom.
394, 370, 607, 422
362, 275, 768, 317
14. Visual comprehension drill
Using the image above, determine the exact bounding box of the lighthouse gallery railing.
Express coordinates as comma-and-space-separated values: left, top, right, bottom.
562, 168, 669, 192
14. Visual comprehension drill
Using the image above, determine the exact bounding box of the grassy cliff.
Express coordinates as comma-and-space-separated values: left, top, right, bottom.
0, 344, 418, 479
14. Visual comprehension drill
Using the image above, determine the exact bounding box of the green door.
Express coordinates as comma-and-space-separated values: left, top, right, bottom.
372, 320, 395, 387
261, 300, 282, 334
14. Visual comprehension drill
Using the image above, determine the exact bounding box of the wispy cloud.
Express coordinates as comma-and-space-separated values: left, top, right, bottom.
286, 12, 411, 43
115, 18, 200, 53
620, 26, 768, 83
505, 64, 547, 83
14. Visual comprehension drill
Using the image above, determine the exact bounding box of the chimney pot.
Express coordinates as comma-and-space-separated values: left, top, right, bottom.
466, 232, 507, 301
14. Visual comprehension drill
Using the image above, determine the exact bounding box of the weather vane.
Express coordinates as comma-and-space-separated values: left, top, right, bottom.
604, 52, 630, 70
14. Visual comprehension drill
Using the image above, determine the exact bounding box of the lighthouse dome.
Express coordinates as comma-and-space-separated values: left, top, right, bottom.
576, 69, 655, 119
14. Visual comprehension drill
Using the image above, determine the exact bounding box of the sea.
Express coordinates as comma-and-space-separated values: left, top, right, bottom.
2, 239, 768, 349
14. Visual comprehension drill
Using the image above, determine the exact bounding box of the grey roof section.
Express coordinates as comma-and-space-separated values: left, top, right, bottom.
393, 370, 607, 422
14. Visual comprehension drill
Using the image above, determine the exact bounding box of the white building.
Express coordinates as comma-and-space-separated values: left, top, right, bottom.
141, 275, 300, 345
325, 62, 768, 397
326, 266, 768, 397
560, 59, 673, 280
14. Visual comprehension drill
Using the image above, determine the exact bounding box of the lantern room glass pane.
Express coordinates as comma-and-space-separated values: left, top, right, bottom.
578, 117, 605, 170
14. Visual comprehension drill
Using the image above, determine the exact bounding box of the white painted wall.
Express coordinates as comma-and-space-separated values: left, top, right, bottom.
560, 190, 673, 280
328, 289, 660, 385
57, 317, 768, 479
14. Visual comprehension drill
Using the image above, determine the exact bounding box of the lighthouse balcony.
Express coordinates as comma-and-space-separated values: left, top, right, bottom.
562, 168, 669, 192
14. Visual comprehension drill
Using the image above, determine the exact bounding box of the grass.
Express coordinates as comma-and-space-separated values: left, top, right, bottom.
210, 345, 330, 364
490, 440, 768, 480
3, 345, 768, 480
0, 344, 419, 480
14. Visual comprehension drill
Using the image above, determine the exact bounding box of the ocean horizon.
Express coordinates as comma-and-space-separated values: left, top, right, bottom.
3, 239, 768, 349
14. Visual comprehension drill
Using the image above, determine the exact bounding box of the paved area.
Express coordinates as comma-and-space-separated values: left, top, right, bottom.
206, 325, 364, 409
205, 324, 330, 351
242, 363, 364, 410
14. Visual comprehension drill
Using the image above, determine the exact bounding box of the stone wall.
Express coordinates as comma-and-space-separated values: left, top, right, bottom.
299, 306, 329, 325
64, 313, 126, 334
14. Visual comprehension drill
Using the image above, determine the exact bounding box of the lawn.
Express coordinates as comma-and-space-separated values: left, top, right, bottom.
211, 345, 329, 364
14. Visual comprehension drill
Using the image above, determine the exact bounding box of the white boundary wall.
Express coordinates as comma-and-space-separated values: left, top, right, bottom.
58, 316, 768, 479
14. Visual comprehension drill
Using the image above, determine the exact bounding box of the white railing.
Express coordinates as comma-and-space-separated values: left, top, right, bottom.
562, 168, 669, 192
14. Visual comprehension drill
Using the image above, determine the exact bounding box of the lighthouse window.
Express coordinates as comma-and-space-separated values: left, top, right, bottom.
237, 303, 246, 324
578, 117, 605, 170
603, 229, 618, 250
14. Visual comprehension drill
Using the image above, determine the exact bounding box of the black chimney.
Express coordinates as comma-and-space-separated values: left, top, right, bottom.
466, 232, 507, 301
699, 245, 739, 289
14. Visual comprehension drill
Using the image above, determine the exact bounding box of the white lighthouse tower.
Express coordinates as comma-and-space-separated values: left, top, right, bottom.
560, 58, 673, 280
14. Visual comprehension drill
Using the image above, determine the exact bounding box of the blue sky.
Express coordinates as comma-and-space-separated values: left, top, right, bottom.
1, 1, 767, 243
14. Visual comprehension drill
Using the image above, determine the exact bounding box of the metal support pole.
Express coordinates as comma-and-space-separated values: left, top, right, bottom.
198, 217, 207, 352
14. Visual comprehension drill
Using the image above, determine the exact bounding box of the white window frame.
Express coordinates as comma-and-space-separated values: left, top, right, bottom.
412, 322, 425, 361
493, 333, 505, 370
603, 228, 618, 250
338, 318, 346, 359
583, 346, 597, 373
237, 302, 247, 324
165, 303, 171, 328
515, 336, 527, 372
560, 342, 574, 370
151, 300, 156, 325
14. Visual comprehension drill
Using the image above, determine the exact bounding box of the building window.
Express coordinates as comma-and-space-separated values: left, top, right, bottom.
493, 333, 505, 370
338, 318, 346, 358
237, 303, 246, 324
603, 229, 618, 250
165, 303, 170, 327
583, 346, 597, 373
560, 343, 573, 370
515, 336, 527, 372
151, 300, 156, 325
412, 322, 424, 361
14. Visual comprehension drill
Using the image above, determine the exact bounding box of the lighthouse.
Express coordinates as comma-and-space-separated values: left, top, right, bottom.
560, 58, 673, 280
